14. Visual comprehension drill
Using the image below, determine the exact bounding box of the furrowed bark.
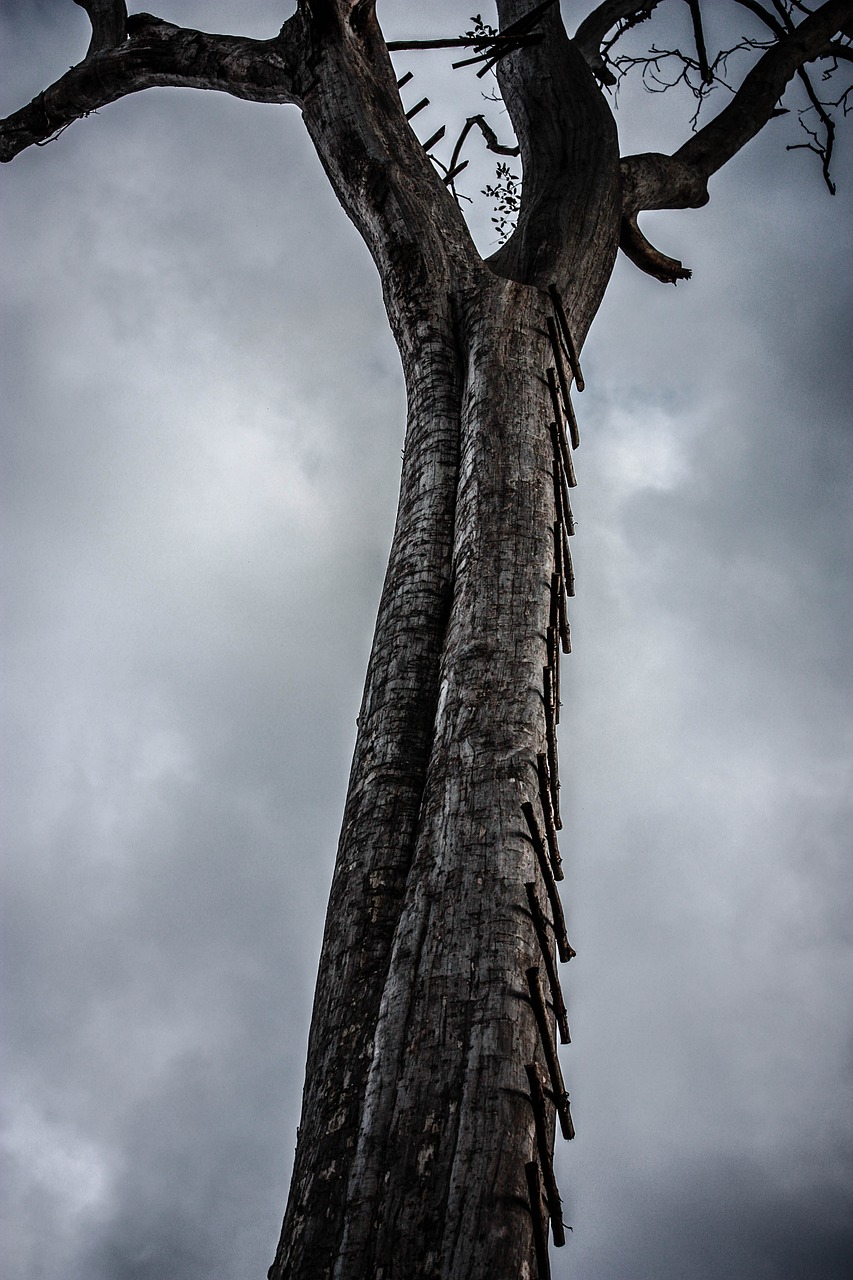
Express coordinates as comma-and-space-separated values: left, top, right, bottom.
271, 313, 463, 1280
329, 276, 562, 1279
271, 10, 483, 1276
490, 1, 623, 331
275, 8, 622, 1275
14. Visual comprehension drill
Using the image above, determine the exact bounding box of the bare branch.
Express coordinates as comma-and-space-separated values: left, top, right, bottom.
676, 0, 853, 178
72, 0, 127, 56
610, 34, 775, 133
386, 35, 534, 52
0, 13, 308, 162
490, 0, 622, 312
733, 0, 851, 189
619, 212, 693, 281
793, 64, 840, 189
619, 0, 853, 280
573, 1, 665, 83
685, 0, 713, 83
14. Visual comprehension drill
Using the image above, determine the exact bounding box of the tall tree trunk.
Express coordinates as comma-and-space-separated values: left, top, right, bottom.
270, 5, 622, 1277
271, 282, 618, 1276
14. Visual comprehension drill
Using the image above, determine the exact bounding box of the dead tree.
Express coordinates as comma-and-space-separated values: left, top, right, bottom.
2, 2, 850, 1277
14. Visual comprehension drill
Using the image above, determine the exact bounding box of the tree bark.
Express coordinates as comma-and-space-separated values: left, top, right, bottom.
273, 271, 609, 1280
270, 10, 621, 1276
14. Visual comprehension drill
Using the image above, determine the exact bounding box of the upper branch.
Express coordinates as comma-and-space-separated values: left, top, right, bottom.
675, 0, 853, 177
574, 1, 665, 84
619, 0, 853, 281
488, 0, 622, 327
0, 11, 310, 163
72, 0, 128, 56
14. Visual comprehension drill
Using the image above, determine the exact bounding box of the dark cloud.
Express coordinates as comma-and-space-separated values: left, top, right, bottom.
566, 1150, 853, 1280
2, 4, 852, 1279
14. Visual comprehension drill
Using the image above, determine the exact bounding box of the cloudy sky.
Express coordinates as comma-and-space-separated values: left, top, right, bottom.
2, 3, 851, 1278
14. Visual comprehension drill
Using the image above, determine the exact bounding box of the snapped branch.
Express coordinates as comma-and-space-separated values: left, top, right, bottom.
0, 10, 309, 163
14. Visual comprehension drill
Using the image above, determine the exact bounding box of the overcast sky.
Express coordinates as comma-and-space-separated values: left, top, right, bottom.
2, 3, 852, 1278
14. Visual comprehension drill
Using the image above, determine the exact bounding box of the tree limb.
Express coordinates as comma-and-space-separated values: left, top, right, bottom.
489, 0, 622, 319
619, 0, 853, 280
685, 0, 713, 83
72, 0, 127, 56
0, 11, 309, 162
619, 212, 693, 281
675, 0, 853, 178
573, 1, 665, 83
733, 0, 850, 191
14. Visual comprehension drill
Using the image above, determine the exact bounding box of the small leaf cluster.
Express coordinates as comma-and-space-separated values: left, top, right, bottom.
482, 161, 521, 242
465, 14, 498, 41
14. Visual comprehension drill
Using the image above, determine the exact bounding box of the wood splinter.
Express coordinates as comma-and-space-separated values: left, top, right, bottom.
546, 372, 576, 487
525, 883, 570, 1044
524, 1160, 553, 1280
521, 803, 575, 963
552, 518, 564, 586
547, 317, 580, 451
562, 527, 575, 597
563, 384, 581, 455
546, 624, 560, 724
526, 967, 574, 1140
541, 699, 561, 837
550, 570, 571, 656
551, 456, 574, 539
525, 1062, 567, 1245
548, 283, 585, 392
535, 747, 560, 844
442, 159, 469, 185
548, 455, 574, 592
421, 125, 446, 153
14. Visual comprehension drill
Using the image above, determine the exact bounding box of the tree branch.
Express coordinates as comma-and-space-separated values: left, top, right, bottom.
685, 0, 713, 83
489, 0, 622, 322
0, 11, 309, 162
619, 0, 853, 280
675, 0, 853, 178
573, 1, 665, 83
72, 0, 127, 56
732, 0, 850, 191
618, 212, 693, 281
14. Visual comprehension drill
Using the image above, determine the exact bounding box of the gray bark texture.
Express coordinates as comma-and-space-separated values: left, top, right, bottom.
269, 6, 621, 1276
3, 1, 850, 1277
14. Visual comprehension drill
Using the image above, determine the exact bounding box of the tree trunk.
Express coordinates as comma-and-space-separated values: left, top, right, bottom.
271, 273, 617, 1275
269, 6, 622, 1277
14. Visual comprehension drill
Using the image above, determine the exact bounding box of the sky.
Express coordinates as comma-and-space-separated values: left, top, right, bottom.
1, 3, 852, 1278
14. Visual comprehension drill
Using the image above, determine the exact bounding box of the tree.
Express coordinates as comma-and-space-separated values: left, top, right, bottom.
2, 2, 851, 1278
